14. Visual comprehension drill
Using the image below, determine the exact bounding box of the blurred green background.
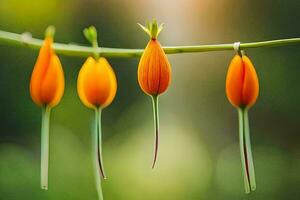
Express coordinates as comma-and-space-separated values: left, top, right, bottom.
0, 0, 300, 199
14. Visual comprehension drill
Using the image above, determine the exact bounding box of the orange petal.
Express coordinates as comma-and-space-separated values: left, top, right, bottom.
148, 42, 160, 93
99, 57, 117, 108
242, 55, 259, 108
41, 54, 65, 107
77, 57, 96, 109
138, 41, 152, 94
30, 38, 52, 105
226, 55, 244, 108
156, 42, 171, 94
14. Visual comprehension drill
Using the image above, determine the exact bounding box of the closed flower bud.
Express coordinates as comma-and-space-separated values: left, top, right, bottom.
30, 37, 65, 107
77, 56, 117, 109
77, 55, 117, 182
225, 52, 259, 193
29, 26, 65, 190
226, 54, 259, 109
137, 39, 171, 96
77, 27, 118, 199
137, 20, 171, 168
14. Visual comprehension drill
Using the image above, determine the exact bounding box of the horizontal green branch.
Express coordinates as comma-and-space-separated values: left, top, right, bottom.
0, 30, 300, 58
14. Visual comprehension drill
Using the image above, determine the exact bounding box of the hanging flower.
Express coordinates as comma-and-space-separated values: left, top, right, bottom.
226, 54, 259, 109
77, 26, 117, 200
77, 56, 117, 110
225, 51, 259, 193
137, 20, 171, 168
29, 26, 65, 190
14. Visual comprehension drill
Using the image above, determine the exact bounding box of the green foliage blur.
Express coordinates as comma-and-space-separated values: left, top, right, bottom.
0, 0, 300, 199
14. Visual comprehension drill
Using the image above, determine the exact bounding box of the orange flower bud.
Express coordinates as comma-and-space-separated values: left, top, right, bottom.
226, 53, 258, 193
30, 37, 65, 107
77, 57, 117, 109
77, 56, 117, 181
137, 20, 171, 169
226, 54, 259, 109
29, 27, 65, 190
137, 39, 171, 96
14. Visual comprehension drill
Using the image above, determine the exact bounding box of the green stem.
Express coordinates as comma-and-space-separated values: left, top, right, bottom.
92, 41, 99, 59
243, 110, 256, 191
93, 108, 105, 200
0, 30, 300, 58
151, 95, 159, 169
41, 105, 51, 190
237, 108, 250, 194
97, 108, 107, 179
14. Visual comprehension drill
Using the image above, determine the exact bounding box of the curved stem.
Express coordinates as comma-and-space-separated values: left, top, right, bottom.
243, 109, 256, 191
237, 108, 250, 194
97, 108, 107, 179
0, 30, 300, 58
93, 108, 105, 200
41, 105, 51, 190
151, 95, 159, 169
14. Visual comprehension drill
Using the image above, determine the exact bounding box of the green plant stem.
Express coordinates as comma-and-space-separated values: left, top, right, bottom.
93, 108, 105, 200
0, 30, 300, 58
41, 105, 51, 190
243, 110, 256, 191
97, 108, 107, 179
238, 108, 250, 194
151, 95, 159, 169
92, 41, 99, 59
238, 108, 256, 193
